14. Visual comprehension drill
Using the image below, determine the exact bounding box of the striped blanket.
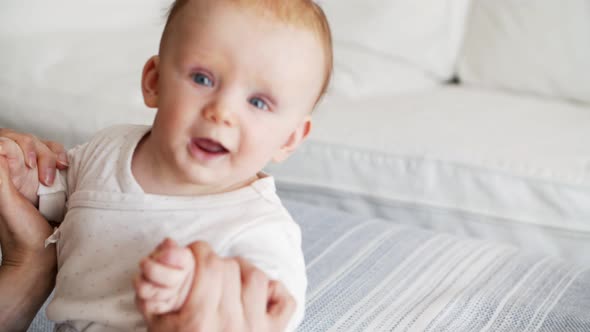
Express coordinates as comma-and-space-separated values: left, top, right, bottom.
286, 201, 590, 332
27, 200, 590, 332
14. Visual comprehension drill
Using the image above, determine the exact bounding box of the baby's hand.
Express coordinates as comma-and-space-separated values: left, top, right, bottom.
0, 138, 39, 205
134, 238, 196, 317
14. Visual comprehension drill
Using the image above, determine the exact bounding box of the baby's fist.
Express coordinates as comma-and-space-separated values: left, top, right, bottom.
135, 238, 196, 318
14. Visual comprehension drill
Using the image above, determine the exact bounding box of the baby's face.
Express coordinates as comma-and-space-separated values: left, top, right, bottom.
145, 1, 325, 192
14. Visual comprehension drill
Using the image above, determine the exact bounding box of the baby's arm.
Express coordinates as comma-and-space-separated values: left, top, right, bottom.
134, 238, 196, 315
0, 137, 40, 205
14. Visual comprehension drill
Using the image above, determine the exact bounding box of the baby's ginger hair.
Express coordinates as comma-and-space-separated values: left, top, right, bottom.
160, 0, 333, 104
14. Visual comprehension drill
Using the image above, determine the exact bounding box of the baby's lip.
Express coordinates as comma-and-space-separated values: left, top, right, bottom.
192, 137, 229, 154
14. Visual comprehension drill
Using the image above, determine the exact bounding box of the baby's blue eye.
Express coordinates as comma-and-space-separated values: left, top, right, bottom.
249, 97, 268, 111
192, 73, 213, 87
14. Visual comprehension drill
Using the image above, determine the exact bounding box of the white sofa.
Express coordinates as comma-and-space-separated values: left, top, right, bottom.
1, 0, 589, 267
273, 0, 590, 267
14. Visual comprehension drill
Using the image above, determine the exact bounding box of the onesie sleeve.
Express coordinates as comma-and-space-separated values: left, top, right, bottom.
226, 215, 307, 332
37, 143, 87, 223
37, 171, 67, 222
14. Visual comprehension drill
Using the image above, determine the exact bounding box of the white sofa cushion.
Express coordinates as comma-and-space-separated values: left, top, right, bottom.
318, 0, 471, 98
266, 86, 590, 266
458, 0, 590, 104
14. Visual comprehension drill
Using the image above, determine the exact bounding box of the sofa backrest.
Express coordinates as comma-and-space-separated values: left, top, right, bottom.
458, 0, 590, 104
317, 0, 471, 98
1, 0, 587, 105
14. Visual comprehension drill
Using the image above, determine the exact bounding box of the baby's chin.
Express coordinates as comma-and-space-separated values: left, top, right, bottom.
164, 150, 266, 195
173, 167, 247, 195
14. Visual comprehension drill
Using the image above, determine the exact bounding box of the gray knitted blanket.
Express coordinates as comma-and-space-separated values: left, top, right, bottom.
27, 200, 590, 331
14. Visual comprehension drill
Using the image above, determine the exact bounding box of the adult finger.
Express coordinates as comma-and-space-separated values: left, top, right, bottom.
147, 242, 223, 332
237, 257, 269, 326
183, 241, 223, 310
218, 257, 244, 327
42, 140, 68, 169
267, 281, 296, 330
28, 140, 58, 186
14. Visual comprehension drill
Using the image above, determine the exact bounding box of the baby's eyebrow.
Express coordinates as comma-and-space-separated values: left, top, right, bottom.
180, 48, 223, 66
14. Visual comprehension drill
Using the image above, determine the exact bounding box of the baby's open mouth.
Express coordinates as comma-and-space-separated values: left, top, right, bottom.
192, 138, 229, 154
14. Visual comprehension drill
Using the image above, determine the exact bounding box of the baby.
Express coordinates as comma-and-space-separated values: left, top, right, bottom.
0, 0, 332, 331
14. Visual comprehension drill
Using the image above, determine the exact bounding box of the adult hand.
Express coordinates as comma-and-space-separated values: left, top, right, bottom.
0, 155, 57, 331
138, 242, 295, 332
0, 128, 68, 186
0, 156, 55, 266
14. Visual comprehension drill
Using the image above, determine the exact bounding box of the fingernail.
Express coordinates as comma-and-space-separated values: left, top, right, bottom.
44, 168, 55, 185
57, 152, 69, 166
28, 152, 37, 168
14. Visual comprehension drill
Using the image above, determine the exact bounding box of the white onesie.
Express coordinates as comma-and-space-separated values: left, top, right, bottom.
39, 124, 306, 332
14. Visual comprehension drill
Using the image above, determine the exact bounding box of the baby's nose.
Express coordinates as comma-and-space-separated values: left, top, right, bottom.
203, 103, 236, 127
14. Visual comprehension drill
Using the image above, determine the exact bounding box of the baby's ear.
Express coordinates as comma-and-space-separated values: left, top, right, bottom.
141, 56, 160, 108
272, 116, 312, 163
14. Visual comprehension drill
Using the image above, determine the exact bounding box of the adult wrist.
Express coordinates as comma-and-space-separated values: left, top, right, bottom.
0, 250, 56, 331
0, 237, 54, 267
